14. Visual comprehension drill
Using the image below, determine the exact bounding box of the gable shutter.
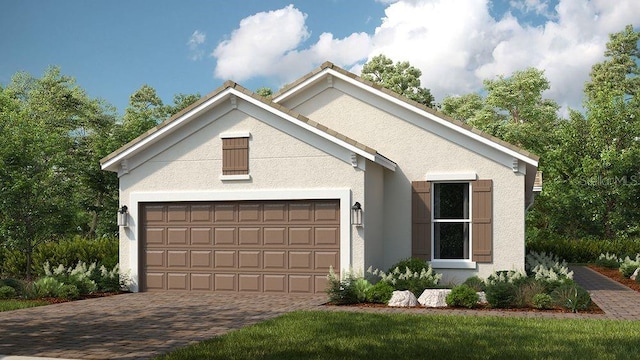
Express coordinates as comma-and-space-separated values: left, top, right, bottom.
472, 179, 493, 263
412, 181, 431, 260
222, 137, 249, 175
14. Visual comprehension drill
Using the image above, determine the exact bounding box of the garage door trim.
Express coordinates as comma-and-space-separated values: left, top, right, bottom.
126, 189, 352, 292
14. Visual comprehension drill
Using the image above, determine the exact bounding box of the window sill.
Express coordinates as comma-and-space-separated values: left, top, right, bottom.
219, 174, 251, 181
430, 260, 476, 269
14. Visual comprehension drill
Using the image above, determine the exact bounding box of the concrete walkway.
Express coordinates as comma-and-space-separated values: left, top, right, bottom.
1, 266, 639, 360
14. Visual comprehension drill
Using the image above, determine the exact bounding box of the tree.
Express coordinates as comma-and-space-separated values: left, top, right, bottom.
361, 55, 435, 107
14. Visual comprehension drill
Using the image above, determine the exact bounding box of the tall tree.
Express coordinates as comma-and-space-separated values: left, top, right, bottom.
361, 54, 435, 107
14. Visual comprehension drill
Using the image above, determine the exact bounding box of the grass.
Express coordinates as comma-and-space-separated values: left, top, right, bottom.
0, 299, 49, 312
156, 310, 640, 360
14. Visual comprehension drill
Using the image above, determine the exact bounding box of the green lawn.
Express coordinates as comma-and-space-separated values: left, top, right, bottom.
156, 310, 640, 360
0, 299, 49, 312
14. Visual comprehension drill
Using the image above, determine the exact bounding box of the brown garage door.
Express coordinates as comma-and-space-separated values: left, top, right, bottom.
140, 200, 340, 293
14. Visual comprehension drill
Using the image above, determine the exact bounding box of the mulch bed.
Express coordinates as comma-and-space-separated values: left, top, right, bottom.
39, 291, 126, 304
587, 265, 640, 293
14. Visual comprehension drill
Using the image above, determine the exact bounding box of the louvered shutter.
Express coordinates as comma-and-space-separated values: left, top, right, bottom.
412, 181, 431, 260
472, 179, 493, 263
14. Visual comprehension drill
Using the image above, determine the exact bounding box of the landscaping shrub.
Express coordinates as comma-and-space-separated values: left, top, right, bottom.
57, 284, 80, 300
485, 282, 517, 308
526, 235, 640, 263
595, 253, 622, 269
532, 293, 553, 309
513, 279, 548, 308
486, 270, 527, 286
365, 281, 394, 304
44, 262, 97, 295
619, 255, 640, 278
462, 276, 486, 292
551, 284, 591, 313
28, 277, 64, 299
0, 285, 17, 299
326, 268, 365, 305
525, 251, 573, 281
0, 278, 24, 295
446, 285, 479, 309
368, 260, 442, 297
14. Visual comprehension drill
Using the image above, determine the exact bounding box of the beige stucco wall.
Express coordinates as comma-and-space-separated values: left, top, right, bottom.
282, 85, 526, 282
118, 105, 372, 289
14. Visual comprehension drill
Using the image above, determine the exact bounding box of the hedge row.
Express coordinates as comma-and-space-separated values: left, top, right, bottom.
526, 234, 640, 263
0, 236, 118, 278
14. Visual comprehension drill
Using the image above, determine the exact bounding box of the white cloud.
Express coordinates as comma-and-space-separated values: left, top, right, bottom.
187, 30, 206, 61
211, 1, 640, 113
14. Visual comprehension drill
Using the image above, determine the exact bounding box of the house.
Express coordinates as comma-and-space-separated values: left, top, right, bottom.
101, 62, 540, 293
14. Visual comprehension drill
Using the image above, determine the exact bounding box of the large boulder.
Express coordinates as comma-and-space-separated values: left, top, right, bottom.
631, 267, 639, 281
388, 290, 418, 307
418, 289, 451, 307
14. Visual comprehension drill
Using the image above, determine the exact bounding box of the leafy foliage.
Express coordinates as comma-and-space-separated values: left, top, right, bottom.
526, 235, 640, 263
551, 284, 591, 313
485, 282, 517, 308
369, 259, 442, 297
595, 253, 622, 269
462, 276, 486, 292
0, 285, 16, 299
445, 285, 479, 308
361, 55, 435, 107
532, 293, 553, 310
619, 255, 640, 278
326, 268, 369, 305
365, 281, 394, 304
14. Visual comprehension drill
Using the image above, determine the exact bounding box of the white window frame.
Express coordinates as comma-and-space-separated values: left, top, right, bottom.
430, 181, 476, 269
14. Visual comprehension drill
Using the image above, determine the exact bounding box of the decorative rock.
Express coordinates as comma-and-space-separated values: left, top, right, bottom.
388, 290, 418, 307
631, 267, 639, 281
418, 289, 451, 307
477, 291, 487, 304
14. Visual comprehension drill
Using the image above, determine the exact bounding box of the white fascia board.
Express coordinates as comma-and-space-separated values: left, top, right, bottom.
101, 88, 235, 171
238, 89, 396, 172
277, 69, 538, 168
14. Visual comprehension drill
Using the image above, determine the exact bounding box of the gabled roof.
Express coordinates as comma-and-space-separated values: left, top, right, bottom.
273, 61, 539, 167
100, 81, 396, 172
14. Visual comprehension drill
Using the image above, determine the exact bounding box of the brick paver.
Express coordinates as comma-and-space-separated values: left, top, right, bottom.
1, 266, 639, 359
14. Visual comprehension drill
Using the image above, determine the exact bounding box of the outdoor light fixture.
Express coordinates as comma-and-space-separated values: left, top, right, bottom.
117, 205, 128, 227
351, 202, 363, 227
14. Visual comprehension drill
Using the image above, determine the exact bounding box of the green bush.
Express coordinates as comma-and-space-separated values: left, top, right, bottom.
0, 285, 17, 299
446, 285, 479, 309
551, 284, 591, 313
485, 282, 517, 308
619, 255, 640, 278
366, 281, 394, 304
514, 279, 548, 308
526, 235, 640, 263
0, 237, 118, 278
373, 258, 442, 297
326, 268, 366, 305
594, 253, 621, 269
57, 284, 80, 300
28, 277, 64, 299
462, 276, 486, 292
532, 293, 553, 309
386, 258, 431, 275
0, 278, 25, 295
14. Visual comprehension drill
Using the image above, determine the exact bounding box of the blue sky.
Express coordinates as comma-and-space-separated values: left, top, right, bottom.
2, 0, 638, 115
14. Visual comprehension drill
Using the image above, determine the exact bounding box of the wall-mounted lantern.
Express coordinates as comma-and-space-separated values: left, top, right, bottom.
117, 205, 128, 227
351, 202, 362, 227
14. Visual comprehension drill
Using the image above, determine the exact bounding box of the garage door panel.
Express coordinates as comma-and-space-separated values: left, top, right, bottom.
167, 250, 188, 268
191, 250, 212, 268
315, 251, 339, 271
214, 250, 236, 268
238, 251, 260, 269
264, 228, 286, 245
167, 228, 188, 245
191, 205, 212, 222
315, 227, 339, 246
167, 273, 188, 290
238, 228, 260, 245
289, 275, 312, 293
239, 204, 261, 222
289, 251, 312, 270
264, 274, 286, 292
214, 228, 236, 245
191, 228, 212, 245
141, 200, 340, 293
289, 227, 312, 245
168, 205, 188, 222
145, 228, 165, 245
191, 273, 213, 290
264, 251, 286, 269
239, 274, 261, 292
145, 250, 165, 267
214, 204, 236, 222
214, 273, 236, 291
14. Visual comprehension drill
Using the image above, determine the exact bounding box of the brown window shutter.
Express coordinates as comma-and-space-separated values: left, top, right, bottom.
472, 179, 493, 263
412, 181, 431, 260
222, 137, 249, 175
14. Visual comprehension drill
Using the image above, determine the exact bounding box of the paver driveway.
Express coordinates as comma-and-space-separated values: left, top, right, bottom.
0, 292, 326, 360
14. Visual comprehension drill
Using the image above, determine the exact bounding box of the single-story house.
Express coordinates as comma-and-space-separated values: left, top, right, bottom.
101, 62, 540, 293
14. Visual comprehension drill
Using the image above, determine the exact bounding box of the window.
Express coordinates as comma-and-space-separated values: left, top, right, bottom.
220, 133, 250, 180
433, 183, 470, 260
